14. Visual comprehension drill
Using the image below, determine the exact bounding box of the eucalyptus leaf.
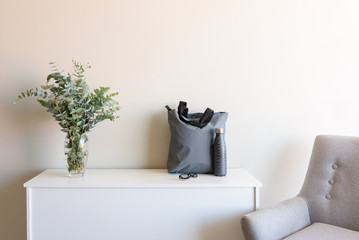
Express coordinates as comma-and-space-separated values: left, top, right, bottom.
15, 60, 120, 174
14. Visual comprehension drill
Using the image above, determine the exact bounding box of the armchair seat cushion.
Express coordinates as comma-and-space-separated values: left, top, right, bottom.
283, 223, 359, 240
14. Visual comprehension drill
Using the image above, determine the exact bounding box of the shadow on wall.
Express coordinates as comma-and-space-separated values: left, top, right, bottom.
0, 171, 41, 240
145, 109, 171, 169
0, 66, 56, 239
0, 106, 51, 239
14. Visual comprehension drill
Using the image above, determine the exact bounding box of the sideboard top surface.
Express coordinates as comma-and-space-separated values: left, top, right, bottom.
24, 168, 262, 188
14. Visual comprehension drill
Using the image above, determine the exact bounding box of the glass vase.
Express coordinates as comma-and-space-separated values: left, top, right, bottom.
64, 133, 89, 177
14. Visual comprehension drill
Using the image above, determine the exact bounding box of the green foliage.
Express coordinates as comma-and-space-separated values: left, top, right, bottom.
15, 60, 120, 174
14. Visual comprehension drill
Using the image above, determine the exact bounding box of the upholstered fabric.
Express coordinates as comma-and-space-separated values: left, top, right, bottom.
241, 135, 359, 240
299, 135, 359, 231
241, 197, 310, 240
283, 223, 359, 240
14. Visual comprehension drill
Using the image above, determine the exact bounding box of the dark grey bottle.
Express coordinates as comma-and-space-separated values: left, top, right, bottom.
213, 128, 227, 176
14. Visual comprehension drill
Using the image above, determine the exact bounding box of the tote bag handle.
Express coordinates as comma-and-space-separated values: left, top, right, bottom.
166, 101, 214, 129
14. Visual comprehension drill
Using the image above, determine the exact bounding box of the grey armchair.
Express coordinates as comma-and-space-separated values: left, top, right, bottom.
241, 135, 359, 240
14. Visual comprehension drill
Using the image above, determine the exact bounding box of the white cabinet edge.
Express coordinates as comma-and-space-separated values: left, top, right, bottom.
24, 168, 262, 188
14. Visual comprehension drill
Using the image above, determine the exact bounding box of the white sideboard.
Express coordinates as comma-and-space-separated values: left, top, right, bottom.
24, 169, 262, 240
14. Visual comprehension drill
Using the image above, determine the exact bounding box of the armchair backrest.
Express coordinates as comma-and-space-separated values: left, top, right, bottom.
299, 135, 359, 231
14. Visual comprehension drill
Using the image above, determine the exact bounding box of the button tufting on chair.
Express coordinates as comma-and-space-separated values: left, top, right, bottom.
241, 135, 359, 240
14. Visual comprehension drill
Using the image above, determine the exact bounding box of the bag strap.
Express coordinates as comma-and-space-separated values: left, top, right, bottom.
178, 101, 188, 117
165, 105, 172, 111
199, 108, 214, 127
177, 101, 214, 128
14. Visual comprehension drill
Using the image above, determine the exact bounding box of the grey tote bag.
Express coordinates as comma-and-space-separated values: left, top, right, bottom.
166, 101, 228, 174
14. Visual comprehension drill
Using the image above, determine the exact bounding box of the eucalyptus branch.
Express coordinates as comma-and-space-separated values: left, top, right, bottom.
15, 60, 120, 174
46, 81, 73, 141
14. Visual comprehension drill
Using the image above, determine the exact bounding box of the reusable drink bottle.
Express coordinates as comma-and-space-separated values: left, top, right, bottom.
213, 128, 227, 176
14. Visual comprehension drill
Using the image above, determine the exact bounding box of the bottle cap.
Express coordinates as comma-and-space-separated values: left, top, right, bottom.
215, 128, 224, 134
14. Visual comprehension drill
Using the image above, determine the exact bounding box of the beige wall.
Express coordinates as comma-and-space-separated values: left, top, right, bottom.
1, 0, 359, 239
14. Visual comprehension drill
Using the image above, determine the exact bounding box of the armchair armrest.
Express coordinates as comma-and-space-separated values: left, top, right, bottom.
241, 196, 311, 240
